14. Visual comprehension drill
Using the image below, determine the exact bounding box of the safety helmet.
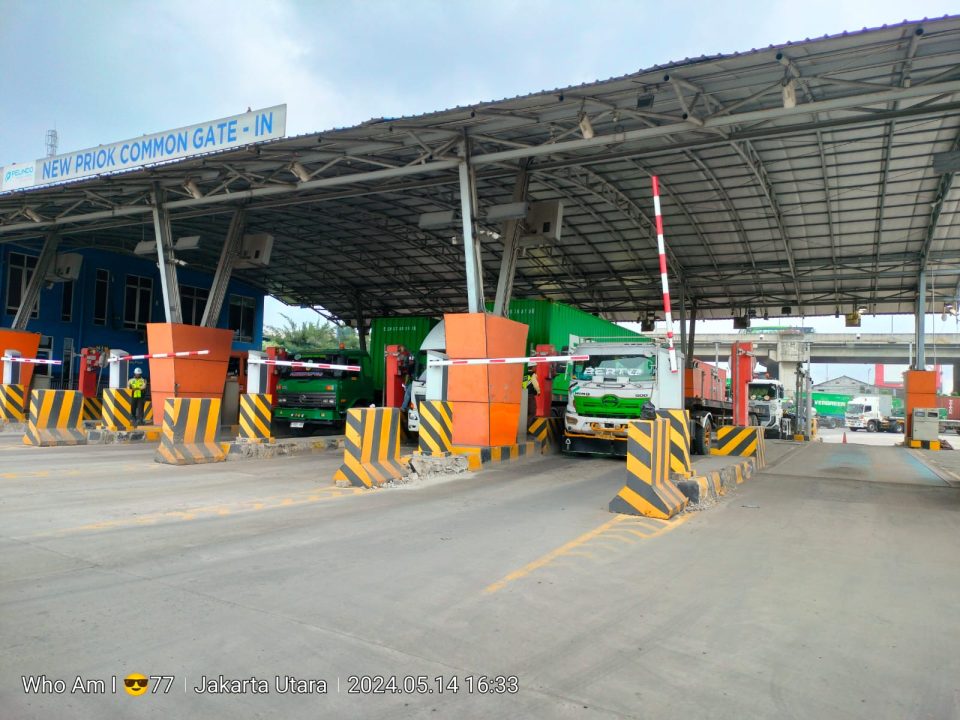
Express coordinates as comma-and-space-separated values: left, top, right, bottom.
134, 367, 143, 375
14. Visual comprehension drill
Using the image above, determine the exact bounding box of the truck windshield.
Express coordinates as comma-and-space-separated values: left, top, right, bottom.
280, 355, 354, 379
846, 403, 865, 414
573, 354, 654, 383
748, 383, 781, 400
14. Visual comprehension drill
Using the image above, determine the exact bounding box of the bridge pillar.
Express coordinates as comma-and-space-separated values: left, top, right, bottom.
954, 364, 960, 396
779, 361, 800, 402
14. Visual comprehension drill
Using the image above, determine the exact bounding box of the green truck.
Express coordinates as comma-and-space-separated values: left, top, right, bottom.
273, 316, 438, 433
273, 349, 376, 432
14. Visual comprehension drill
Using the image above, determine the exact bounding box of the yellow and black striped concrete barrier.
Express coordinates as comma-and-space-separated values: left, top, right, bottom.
144, 400, 153, 424
22, 390, 88, 447
154, 398, 226, 465
102, 389, 138, 430
452, 441, 538, 471
418, 400, 453, 456
82, 396, 102, 423
609, 417, 688, 520
711, 426, 767, 468
333, 407, 405, 487
657, 408, 693, 477
239, 393, 273, 442
0, 383, 27, 423
528, 416, 563, 454
908, 439, 941, 451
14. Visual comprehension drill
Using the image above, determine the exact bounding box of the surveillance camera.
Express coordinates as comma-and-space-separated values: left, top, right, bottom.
856, 332, 861, 340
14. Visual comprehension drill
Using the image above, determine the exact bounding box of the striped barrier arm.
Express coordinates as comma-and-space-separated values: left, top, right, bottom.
22, 390, 88, 447
609, 417, 687, 519
710, 426, 767, 468
239, 393, 273, 442
154, 398, 226, 465
417, 400, 453, 456
656, 408, 693, 478
333, 408, 405, 488
0, 383, 27, 423
109, 350, 209, 362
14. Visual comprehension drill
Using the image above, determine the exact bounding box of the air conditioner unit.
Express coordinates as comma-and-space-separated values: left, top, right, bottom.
45, 253, 83, 282
236, 233, 273, 268
523, 201, 563, 243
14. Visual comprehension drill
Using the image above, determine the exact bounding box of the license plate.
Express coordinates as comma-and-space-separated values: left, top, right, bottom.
290, 422, 305, 429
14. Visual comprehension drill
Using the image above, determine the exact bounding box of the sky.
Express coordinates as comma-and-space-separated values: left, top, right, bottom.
2, 0, 957, 386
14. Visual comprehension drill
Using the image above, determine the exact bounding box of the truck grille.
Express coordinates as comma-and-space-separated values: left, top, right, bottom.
277, 392, 336, 408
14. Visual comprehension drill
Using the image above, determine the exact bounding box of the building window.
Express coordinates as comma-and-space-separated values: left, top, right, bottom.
180, 285, 209, 326
123, 275, 153, 329
61, 281, 74, 322
228, 295, 256, 342
4, 252, 39, 318
93, 269, 109, 326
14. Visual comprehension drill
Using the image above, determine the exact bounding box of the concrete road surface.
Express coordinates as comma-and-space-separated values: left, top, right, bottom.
1, 438, 958, 719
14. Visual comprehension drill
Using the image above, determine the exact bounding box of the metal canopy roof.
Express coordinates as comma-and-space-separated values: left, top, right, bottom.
1, 16, 959, 324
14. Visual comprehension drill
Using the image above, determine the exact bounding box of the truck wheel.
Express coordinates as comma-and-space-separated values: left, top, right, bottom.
867, 420, 877, 433
894, 422, 904, 433
693, 419, 712, 455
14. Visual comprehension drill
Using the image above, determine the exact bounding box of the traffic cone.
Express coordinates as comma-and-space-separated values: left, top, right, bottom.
842, 432, 847, 444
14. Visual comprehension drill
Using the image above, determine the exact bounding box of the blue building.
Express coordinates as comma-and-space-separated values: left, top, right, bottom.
0, 243, 264, 386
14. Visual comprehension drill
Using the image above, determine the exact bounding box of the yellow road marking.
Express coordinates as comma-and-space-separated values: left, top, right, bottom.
39, 486, 365, 536
484, 512, 692, 594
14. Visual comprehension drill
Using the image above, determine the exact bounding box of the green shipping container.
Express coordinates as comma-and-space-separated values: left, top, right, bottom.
811, 392, 853, 418
484, 299, 649, 353
368, 316, 439, 391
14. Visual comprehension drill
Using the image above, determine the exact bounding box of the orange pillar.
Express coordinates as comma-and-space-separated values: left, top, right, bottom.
0, 329, 41, 390
445, 313, 528, 446
146, 323, 234, 424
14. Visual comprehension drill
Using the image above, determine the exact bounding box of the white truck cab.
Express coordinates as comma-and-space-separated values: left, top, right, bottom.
746, 379, 785, 437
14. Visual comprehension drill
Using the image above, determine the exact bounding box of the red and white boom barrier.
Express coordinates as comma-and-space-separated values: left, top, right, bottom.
0, 356, 62, 366
246, 357, 362, 372
108, 350, 210, 362
427, 354, 589, 367
651, 176, 678, 373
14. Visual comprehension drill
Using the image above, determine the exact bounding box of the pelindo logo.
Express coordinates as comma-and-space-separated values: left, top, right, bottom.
5, 166, 34, 182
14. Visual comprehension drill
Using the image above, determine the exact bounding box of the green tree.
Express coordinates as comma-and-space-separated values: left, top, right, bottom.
262, 314, 360, 352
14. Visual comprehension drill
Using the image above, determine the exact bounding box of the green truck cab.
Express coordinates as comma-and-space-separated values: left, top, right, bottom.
273, 349, 375, 431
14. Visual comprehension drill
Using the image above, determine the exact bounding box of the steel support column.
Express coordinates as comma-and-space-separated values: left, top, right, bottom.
458, 141, 485, 313
686, 300, 698, 369
201, 208, 246, 327
151, 187, 183, 324
11, 232, 59, 330
915, 270, 926, 369
492, 161, 531, 316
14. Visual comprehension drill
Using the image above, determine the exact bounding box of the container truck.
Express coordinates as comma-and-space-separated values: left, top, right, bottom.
746, 379, 786, 438
811, 392, 853, 429
845, 395, 903, 433
561, 340, 743, 457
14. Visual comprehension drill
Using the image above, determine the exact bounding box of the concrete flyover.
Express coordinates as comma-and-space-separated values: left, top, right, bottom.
686, 333, 960, 365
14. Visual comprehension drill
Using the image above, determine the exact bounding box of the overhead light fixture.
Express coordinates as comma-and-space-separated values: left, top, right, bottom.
134, 240, 157, 255
419, 210, 457, 229
942, 302, 956, 321
175, 236, 200, 251
857, 305, 868, 314
183, 179, 203, 199
290, 162, 311, 183
485, 202, 529, 222
578, 113, 595, 140
23, 207, 44, 223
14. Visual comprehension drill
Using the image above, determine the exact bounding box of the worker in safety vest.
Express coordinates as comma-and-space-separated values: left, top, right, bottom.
128, 367, 147, 426
522, 364, 541, 416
